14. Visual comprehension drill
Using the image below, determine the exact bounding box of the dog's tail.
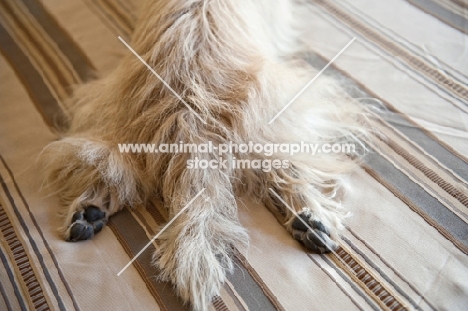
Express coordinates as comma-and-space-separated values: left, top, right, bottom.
151, 132, 249, 310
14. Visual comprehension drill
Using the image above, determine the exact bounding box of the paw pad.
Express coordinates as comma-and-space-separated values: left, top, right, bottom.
291, 208, 335, 254
66, 206, 107, 242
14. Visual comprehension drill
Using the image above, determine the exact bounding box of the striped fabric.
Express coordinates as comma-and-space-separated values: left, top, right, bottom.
0, 0, 467, 310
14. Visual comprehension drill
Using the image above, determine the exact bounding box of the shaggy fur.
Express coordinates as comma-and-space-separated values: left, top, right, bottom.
40, 0, 370, 310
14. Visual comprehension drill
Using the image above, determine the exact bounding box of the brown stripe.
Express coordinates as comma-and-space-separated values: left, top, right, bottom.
212, 296, 230, 311
108, 207, 192, 311
308, 255, 368, 310
146, 202, 167, 225
131, 209, 157, 236
223, 281, 248, 311
0, 204, 50, 310
1, 0, 73, 100
342, 236, 429, 310
107, 221, 169, 311
368, 139, 468, 226
337, 0, 468, 92
114, 0, 137, 18
347, 228, 438, 310
375, 122, 468, 207
314, 0, 468, 102
82, 0, 125, 36
0, 155, 79, 311
330, 247, 409, 311
448, 0, 468, 9
101, 0, 134, 33
0, 17, 66, 129
364, 165, 468, 255
407, 0, 468, 35
19, 0, 96, 82
0, 243, 28, 310
14, 0, 80, 85
82, 0, 132, 38
231, 249, 286, 311
311, 50, 468, 166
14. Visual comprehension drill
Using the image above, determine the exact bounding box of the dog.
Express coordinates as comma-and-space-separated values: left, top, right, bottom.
40, 0, 369, 309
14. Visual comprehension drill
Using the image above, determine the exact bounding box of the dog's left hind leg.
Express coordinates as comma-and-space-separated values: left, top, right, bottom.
41, 138, 141, 242
64, 187, 116, 242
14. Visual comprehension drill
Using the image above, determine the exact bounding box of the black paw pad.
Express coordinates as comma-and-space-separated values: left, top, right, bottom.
292, 209, 335, 253
71, 211, 84, 223
66, 206, 107, 242
311, 219, 330, 236
84, 206, 106, 222
304, 229, 334, 253
92, 220, 105, 234
291, 212, 311, 232
68, 222, 94, 242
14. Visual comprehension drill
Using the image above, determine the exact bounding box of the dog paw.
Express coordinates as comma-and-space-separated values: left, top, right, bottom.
66, 206, 107, 242
291, 208, 337, 253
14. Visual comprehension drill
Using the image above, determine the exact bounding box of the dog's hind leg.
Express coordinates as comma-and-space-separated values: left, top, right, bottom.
261, 162, 348, 253
62, 184, 121, 242
40, 137, 142, 242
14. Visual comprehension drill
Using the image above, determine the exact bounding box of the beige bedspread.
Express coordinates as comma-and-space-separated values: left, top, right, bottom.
0, 0, 467, 310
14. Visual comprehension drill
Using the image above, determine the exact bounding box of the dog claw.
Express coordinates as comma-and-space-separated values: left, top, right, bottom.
66, 206, 107, 242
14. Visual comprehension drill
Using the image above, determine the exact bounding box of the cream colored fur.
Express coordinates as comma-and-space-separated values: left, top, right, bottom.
40, 0, 370, 310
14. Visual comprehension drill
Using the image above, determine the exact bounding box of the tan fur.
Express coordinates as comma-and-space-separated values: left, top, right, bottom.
40, 0, 371, 310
